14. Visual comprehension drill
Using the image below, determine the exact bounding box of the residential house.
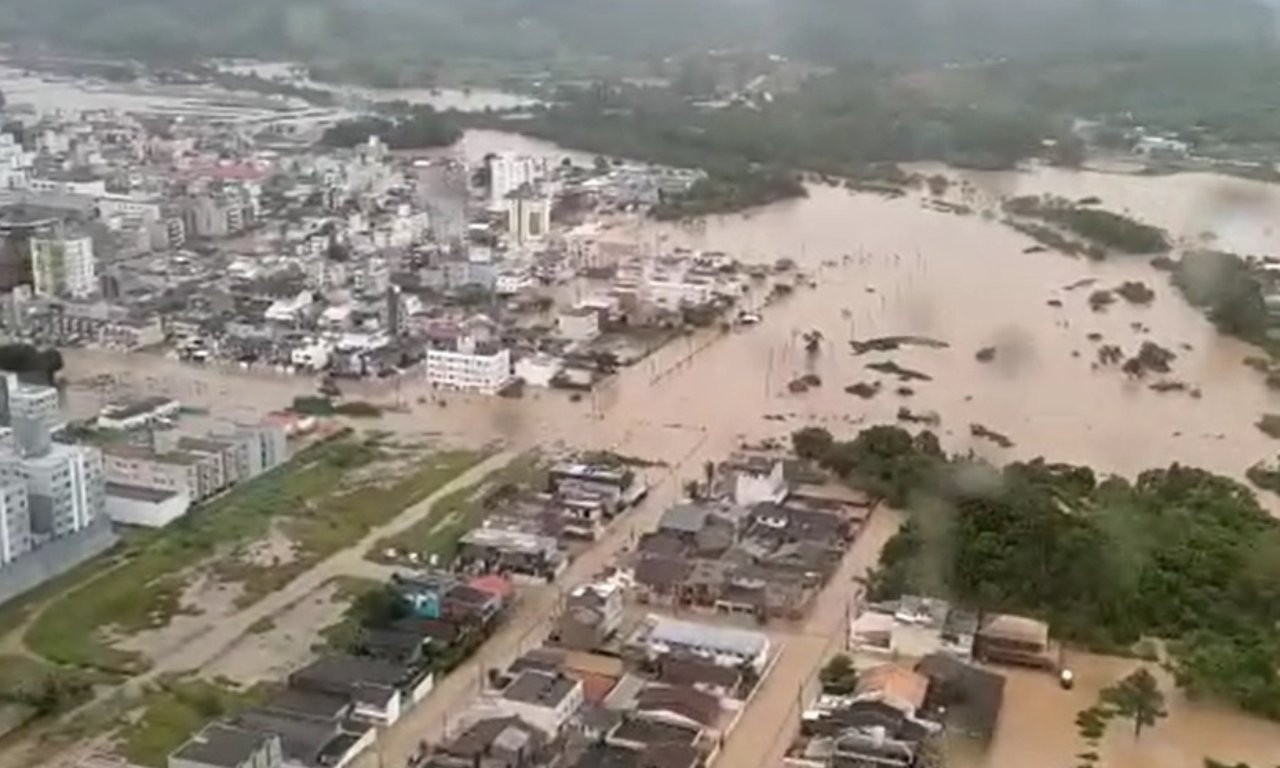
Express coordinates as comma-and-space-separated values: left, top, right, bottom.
638, 616, 770, 673
288, 654, 432, 726
168, 723, 283, 768
492, 670, 585, 738
456, 527, 563, 582
914, 653, 1005, 740
974, 613, 1056, 669
633, 684, 723, 735
557, 580, 624, 651
721, 454, 786, 506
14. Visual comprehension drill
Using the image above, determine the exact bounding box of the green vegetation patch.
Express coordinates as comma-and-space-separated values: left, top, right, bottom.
1004, 195, 1170, 254
795, 425, 1280, 719
369, 452, 544, 566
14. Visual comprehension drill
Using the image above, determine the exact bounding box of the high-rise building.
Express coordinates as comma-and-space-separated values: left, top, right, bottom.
0, 206, 58, 290
505, 186, 552, 245
30, 233, 96, 298
23, 443, 103, 538
486, 153, 546, 209
7, 375, 59, 457
0, 475, 30, 566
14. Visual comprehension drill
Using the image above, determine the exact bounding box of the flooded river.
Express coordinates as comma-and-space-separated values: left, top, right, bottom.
61, 134, 1280, 768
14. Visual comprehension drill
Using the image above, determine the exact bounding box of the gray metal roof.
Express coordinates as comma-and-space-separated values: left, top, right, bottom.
646, 616, 768, 659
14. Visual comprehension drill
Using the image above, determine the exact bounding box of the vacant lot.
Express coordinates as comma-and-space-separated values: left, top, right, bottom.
368, 451, 544, 566
22, 433, 480, 674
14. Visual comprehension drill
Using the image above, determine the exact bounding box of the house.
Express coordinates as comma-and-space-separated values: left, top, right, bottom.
915, 653, 1006, 740
639, 616, 770, 673
633, 556, 693, 606
633, 684, 722, 733
557, 580, 625, 651
510, 647, 626, 705
830, 726, 918, 768
657, 657, 742, 699
849, 596, 977, 661
457, 527, 563, 582
493, 670, 585, 737
722, 454, 786, 506
605, 718, 701, 753
232, 708, 375, 768
288, 655, 432, 725
974, 613, 1056, 669
573, 743, 700, 768
437, 715, 546, 768
168, 723, 282, 768
852, 665, 930, 720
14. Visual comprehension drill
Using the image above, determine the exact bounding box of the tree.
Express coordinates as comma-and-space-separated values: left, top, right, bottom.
703, 460, 716, 491
791, 426, 834, 462
819, 653, 858, 694
1101, 668, 1167, 739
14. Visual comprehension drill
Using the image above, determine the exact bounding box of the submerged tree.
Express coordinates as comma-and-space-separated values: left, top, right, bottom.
1102, 668, 1168, 739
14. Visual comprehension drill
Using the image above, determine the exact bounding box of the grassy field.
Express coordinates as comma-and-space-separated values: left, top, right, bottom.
22, 433, 368, 673
368, 452, 544, 565
0, 655, 113, 722
218, 447, 482, 607
116, 676, 271, 768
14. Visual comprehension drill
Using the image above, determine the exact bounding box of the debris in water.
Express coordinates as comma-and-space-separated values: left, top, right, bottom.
849, 336, 949, 355
897, 407, 941, 426
1087, 332, 1103, 342
1064, 278, 1098, 292
866, 361, 932, 382
1088, 290, 1115, 312
896, 386, 915, 397
970, 423, 1015, 448
1115, 281, 1155, 305
1047, 299, 1063, 308
975, 346, 997, 363
1098, 345, 1124, 366
844, 382, 881, 399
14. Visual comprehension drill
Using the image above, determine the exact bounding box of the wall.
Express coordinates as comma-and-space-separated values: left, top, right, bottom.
0, 518, 116, 606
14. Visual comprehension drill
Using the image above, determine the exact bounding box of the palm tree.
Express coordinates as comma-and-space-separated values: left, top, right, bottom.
1102, 668, 1167, 740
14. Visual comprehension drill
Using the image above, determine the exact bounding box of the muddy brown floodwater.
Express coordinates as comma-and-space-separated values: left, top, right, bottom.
60, 135, 1280, 768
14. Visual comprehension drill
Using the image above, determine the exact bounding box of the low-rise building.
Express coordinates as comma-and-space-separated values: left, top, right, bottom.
168, 723, 283, 768
638, 616, 770, 673
492, 670, 584, 737
96, 396, 181, 431
104, 482, 191, 528
557, 307, 601, 342
424, 336, 512, 394
557, 580, 625, 651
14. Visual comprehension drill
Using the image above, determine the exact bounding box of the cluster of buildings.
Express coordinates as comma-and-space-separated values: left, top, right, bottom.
92, 395, 288, 526
779, 596, 1061, 767
0, 377, 291, 604
169, 570, 515, 768
0, 372, 112, 605
443, 460, 649, 581
0, 97, 729, 397
418, 611, 770, 768
632, 454, 871, 622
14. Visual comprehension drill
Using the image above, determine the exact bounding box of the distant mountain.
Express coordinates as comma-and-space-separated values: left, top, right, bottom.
0, 0, 1272, 69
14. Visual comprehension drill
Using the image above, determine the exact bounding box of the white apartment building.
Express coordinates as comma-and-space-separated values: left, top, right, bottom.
20, 443, 104, 539
0, 133, 31, 190
505, 190, 551, 245
487, 153, 546, 209
30, 234, 96, 298
0, 477, 31, 566
7, 377, 61, 457
425, 336, 512, 394
494, 266, 534, 296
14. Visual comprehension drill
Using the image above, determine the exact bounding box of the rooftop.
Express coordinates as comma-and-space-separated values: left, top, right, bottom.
170, 723, 275, 768
501, 670, 581, 708
646, 615, 769, 660
104, 482, 179, 503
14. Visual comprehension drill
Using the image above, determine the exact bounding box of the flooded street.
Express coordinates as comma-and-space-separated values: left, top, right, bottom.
58, 137, 1280, 768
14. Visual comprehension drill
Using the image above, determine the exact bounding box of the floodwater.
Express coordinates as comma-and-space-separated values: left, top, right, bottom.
0, 65, 305, 120
59, 137, 1280, 768
216, 60, 539, 112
